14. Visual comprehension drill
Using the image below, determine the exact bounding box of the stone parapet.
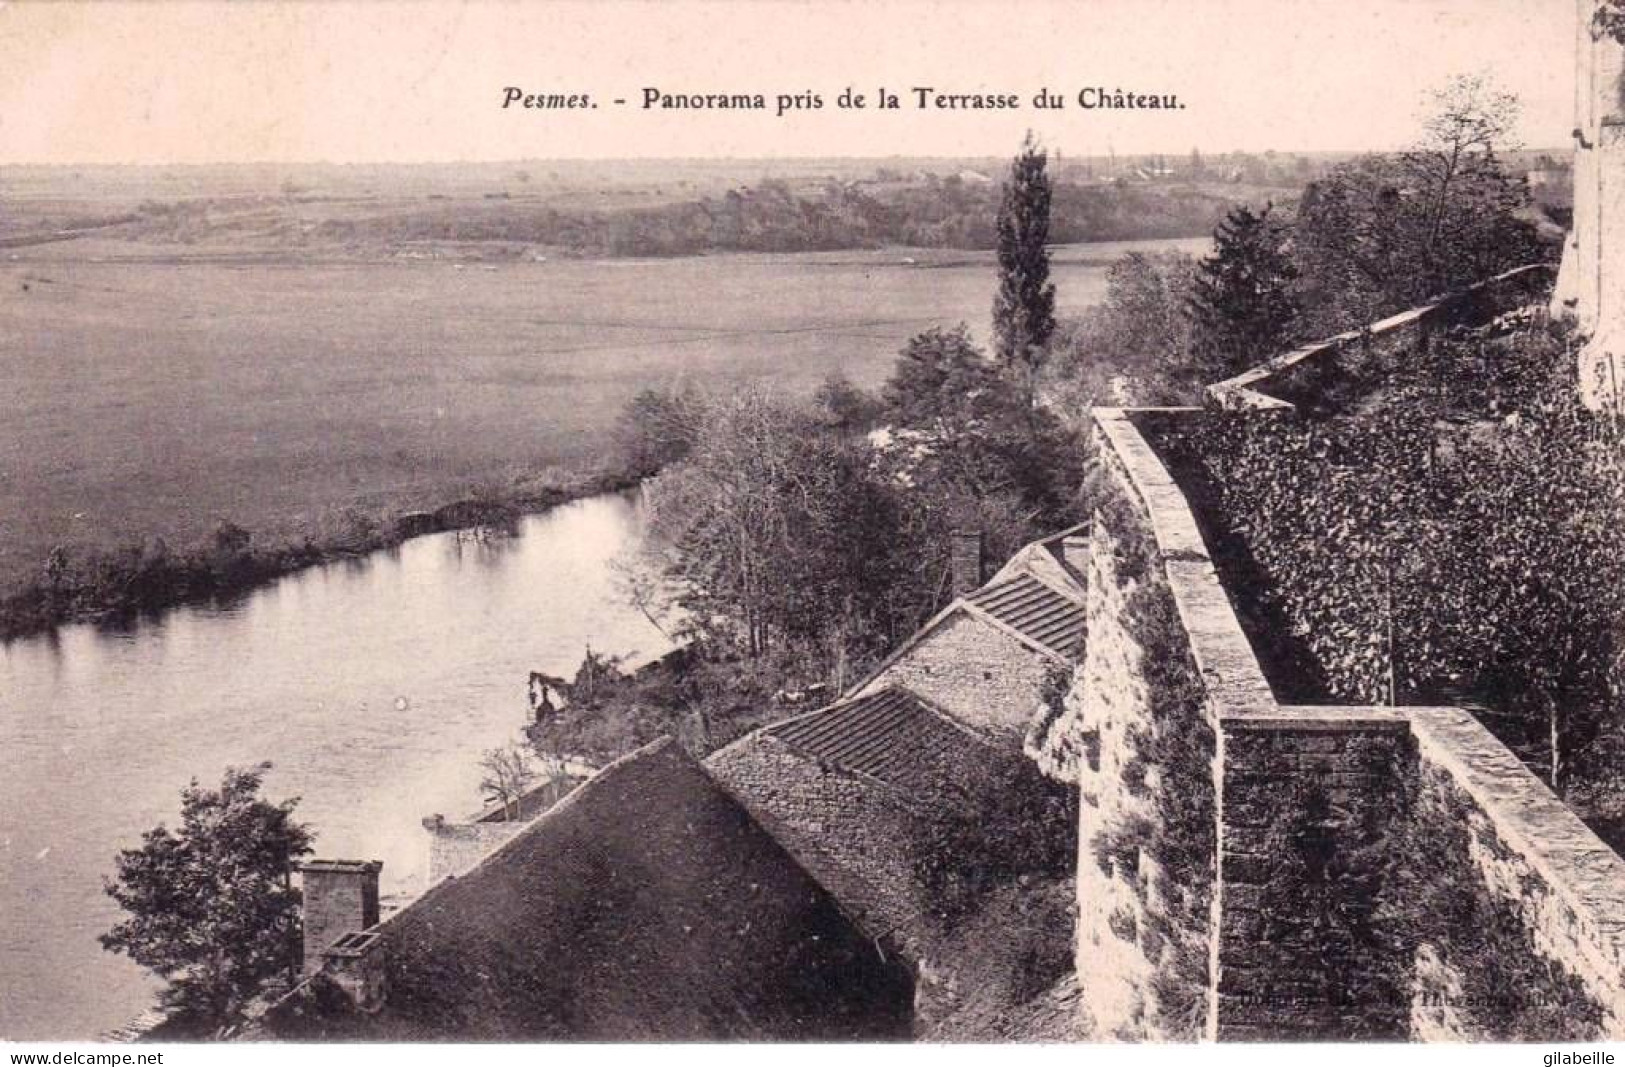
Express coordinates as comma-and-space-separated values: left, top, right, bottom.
1205, 264, 1554, 412
1085, 402, 1625, 1039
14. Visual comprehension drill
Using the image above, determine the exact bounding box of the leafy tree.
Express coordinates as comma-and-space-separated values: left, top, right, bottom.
1184, 203, 1299, 380
101, 763, 312, 1034
1411, 73, 1522, 243
910, 757, 1077, 922
812, 370, 883, 435
1049, 252, 1198, 407
1597, 0, 1625, 44
1292, 75, 1542, 333
611, 382, 706, 479
992, 133, 1058, 395
647, 387, 919, 663
883, 325, 1012, 428
881, 325, 1084, 532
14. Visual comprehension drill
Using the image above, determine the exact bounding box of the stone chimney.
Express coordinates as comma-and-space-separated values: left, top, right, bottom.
950, 529, 984, 596
299, 860, 381, 976
322, 930, 389, 1013
1059, 533, 1090, 579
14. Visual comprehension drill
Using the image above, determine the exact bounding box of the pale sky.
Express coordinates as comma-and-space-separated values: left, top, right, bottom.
0, 0, 1578, 164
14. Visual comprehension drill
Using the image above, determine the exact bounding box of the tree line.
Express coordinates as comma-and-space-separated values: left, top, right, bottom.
286, 174, 1242, 257
1046, 73, 1550, 414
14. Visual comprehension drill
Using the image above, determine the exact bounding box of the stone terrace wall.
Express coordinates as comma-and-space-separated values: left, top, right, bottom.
1403, 707, 1625, 1039
1206, 264, 1554, 413
1070, 426, 1225, 1040
1219, 714, 1413, 1040
1088, 402, 1625, 1040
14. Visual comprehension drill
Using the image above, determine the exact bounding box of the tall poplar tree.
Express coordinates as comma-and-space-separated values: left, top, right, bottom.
992, 133, 1057, 397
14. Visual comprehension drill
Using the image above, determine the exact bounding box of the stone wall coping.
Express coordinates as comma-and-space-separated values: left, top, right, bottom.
1220, 704, 1413, 732
1405, 707, 1625, 980
1093, 408, 1275, 710
1204, 263, 1553, 411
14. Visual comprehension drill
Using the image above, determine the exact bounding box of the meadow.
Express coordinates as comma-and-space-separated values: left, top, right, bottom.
0, 215, 1205, 613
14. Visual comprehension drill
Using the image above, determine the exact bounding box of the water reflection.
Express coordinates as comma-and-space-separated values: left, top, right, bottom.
0, 494, 666, 1040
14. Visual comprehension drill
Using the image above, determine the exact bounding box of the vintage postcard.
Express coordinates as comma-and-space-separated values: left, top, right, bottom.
0, 0, 1620, 1054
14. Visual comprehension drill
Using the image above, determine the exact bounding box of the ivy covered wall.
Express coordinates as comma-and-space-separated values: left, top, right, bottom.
1072, 442, 1219, 1040
1086, 405, 1625, 1042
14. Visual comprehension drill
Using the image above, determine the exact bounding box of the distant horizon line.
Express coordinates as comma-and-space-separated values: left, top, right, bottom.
0, 146, 1576, 169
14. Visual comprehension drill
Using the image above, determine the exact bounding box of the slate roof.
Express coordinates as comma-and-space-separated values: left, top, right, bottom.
262, 738, 913, 1042
763, 687, 980, 787
966, 572, 1086, 659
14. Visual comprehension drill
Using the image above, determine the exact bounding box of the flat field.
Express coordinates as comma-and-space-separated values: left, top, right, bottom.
0, 233, 1206, 596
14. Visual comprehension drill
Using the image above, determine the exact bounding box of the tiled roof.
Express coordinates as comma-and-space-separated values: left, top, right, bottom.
966, 573, 1086, 659
764, 688, 976, 786
261, 739, 914, 1041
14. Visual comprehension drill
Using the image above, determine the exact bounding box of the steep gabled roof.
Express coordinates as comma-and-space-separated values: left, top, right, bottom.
263, 738, 914, 1042
966, 572, 1086, 661
847, 539, 1088, 709
763, 687, 985, 788
990, 519, 1091, 596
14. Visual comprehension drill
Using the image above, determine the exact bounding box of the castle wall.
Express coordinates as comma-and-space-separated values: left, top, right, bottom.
1218, 716, 1413, 1040
1552, 0, 1625, 409
1209, 265, 1554, 413
1401, 708, 1625, 1039
1082, 404, 1625, 1041
1071, 429, 1222, 1041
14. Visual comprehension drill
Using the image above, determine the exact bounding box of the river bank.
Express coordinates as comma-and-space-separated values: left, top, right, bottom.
0, 465, 638, 642
1, 491, 672, 1039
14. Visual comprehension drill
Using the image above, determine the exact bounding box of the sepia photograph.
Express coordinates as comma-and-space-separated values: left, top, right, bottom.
1, 0, 1623, 1054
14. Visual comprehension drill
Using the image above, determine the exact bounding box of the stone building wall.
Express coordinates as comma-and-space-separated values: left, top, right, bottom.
1555, 0, 1625, 410
858, 611, 1055, 745
423, 819, 527, 884
705, 734, 930, 950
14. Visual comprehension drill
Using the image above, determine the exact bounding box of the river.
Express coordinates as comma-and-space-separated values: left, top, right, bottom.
0, 494, 668, 1040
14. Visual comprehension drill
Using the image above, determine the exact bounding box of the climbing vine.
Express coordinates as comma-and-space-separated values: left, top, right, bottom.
1086, 481, 1218, 1039
1386, 765, 1607, 1039
1155, 323, 1625, 797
